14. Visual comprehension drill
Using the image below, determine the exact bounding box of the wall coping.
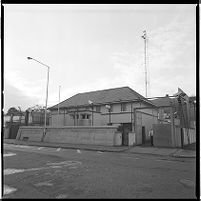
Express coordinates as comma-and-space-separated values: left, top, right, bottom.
19, 126, 119, 129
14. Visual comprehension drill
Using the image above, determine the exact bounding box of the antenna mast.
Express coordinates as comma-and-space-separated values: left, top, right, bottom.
141, 30, 148, 97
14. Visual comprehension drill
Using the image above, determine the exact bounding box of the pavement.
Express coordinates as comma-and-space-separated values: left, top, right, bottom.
3, 138, 196, 158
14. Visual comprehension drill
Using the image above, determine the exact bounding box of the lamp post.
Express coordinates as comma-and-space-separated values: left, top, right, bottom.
27, 57, 50, 141
105, 105, 111, 125
58, 85, 61, 126
88, 100, 94, 126
18, 106, 22, 125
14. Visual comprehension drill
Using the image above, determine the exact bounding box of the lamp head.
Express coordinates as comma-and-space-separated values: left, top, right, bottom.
105, 105, 111, 109
27, 57, 32, 60
88, 100, 93, 105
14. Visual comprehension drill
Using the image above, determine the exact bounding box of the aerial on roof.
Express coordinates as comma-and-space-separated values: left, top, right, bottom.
49, 86, 154, 110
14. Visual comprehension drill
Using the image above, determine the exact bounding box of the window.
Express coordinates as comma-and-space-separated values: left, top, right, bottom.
81, 114, 86, 119
86, 114, 90, 119
96, 106, 101, 112
121, 103, 127, 111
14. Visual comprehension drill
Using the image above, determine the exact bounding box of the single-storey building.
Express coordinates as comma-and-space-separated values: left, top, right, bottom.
49, 86, 158, 145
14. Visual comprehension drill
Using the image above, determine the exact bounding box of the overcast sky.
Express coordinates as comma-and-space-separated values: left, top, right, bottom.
3, 4, 196, 112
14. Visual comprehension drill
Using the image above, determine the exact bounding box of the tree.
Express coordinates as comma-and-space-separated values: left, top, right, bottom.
6, 107, 21, 116
26, 105, 46, 112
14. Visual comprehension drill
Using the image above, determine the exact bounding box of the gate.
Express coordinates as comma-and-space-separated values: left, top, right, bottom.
122, 123, 132, 146
133, 107, 158, 146
9, 124, 20, 139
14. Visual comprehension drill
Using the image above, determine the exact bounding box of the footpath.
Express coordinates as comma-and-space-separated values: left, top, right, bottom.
3, 139, 196, 158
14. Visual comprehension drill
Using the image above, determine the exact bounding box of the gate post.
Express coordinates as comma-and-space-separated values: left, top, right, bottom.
170, 107, 175, 147
181, 128, 184, 148
133, 108, 137, 144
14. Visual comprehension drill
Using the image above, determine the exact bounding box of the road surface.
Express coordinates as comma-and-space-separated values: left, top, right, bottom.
3, 143, 196, 199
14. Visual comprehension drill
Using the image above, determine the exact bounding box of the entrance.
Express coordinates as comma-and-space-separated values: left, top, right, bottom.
142, 126, 146, 144
122, 123, 132, 146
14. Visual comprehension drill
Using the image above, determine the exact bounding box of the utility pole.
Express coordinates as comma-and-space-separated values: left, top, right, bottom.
141, 30, 148, 98
58, 85, 61, 126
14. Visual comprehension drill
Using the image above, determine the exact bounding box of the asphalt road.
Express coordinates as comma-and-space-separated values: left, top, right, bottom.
3, 143, 197, 199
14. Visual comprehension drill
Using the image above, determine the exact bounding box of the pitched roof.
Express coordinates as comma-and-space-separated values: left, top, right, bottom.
150, 96, 172, 107
49, 86, 154, 110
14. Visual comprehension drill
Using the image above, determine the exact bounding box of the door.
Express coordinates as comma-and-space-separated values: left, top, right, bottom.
142, 126, 146, 144
9, 124, 20, 139
122, 123, 132, 146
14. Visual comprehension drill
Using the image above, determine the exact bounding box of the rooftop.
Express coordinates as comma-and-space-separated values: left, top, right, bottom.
49, 86, 155, 110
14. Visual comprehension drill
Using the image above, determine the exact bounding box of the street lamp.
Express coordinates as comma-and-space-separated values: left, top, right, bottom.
58, 85, 61, 126
88, 100, 94, 126
27, 56, 50, 141
105, 105, 111, 125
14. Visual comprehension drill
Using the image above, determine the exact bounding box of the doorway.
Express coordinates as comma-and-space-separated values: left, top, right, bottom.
122, 123, 132, 146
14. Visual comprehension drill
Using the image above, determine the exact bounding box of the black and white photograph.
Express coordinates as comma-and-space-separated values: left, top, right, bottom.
2, 4, 198, 199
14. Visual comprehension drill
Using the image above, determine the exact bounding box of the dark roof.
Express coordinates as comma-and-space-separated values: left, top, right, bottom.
49, 86, 155, 110
150, 96, 172, 107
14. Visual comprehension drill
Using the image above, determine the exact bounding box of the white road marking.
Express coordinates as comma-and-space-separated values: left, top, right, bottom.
179, 179, 195, 188
4, 185, 17, 195
3, 153, 16, 157
34, 181, 53, 187
77, 149, 81, 154
46, 161, 82, 167
4, 161, 82, 176
97, 151, 103, 154
155, 159, 178, 163
122, 156, 139, 159
56, 148, 61, 151
38, 147, 44, 150
4, 169, 25, 175
15, 145, 31, 149
56, 194, 68, 198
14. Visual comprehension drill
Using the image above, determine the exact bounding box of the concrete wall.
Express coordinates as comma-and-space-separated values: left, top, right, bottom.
174, 126, 182, 148
183, 128, 196, 145
153, 124, 172, 147
16, 127, 44, 142
4, 126, 10, 139
174, 127, 196, 147
135, 125, 142, 145
16, 126, 122, 146
128, 132, 136, 146
134, 108, 158, 143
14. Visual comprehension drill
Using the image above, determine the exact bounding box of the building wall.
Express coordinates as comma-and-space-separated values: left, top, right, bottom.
49, 101, 157, 146
134, 107, 158, 141
153, 124, 172, 147
16, 126, 122, 146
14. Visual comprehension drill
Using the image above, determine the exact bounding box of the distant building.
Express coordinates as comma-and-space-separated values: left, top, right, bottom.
151, 88, 196, 129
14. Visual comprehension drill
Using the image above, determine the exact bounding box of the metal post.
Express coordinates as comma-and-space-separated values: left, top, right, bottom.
42, 66, 50, 141
109, 109, 111, 125
92, 104, 94, 126
27, 57, 50, 142
141, 30, 148, 98
57, 85, 61, 126
76, 106, 78, 126
131, 103, 133, 132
